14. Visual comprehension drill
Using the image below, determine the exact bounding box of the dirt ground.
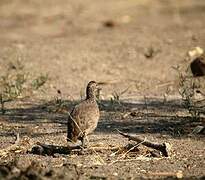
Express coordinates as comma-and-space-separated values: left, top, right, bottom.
0, 0, 205, 179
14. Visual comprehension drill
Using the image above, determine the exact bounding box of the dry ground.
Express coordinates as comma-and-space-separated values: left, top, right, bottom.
0, 0, 205, 179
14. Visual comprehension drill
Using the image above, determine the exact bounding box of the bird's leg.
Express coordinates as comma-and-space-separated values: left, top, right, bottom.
81, 137, 85, 148
80, 132, 87, 148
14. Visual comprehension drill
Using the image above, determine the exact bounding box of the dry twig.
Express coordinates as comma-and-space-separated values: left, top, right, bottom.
117, 130, 171, 157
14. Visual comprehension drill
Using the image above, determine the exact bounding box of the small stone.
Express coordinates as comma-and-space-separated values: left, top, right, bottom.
190, 55, 205, 77
188, 47, 204, 58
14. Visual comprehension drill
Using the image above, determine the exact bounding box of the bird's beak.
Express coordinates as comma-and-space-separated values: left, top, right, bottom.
96, 83, 102, 91
97, 81, 109, 90
97, 82, 108, 85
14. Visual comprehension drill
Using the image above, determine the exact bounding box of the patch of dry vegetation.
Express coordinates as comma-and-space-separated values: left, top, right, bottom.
0, 60, 48, 114
174, 49, 205, 121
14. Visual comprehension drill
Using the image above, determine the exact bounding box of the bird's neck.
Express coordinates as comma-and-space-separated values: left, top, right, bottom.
86, 89, 96, 101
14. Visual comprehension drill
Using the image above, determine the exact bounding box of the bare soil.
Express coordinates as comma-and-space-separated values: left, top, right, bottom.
0, 0, 205, 179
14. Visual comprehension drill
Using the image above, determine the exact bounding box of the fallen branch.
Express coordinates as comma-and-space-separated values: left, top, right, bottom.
30, 143, 81, 156
117, 130, 171, 157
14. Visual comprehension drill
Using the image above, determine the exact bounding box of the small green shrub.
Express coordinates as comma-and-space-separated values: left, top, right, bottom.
174, 65, 205, 121
0, 61, 48, 114
32, 74, 48, 90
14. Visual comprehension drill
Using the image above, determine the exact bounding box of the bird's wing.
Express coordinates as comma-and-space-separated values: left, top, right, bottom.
67, 101, 88, 141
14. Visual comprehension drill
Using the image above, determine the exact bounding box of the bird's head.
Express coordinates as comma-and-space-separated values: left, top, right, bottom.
86, 81, 100, 100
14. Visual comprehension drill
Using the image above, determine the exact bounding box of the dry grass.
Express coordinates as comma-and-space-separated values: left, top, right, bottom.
0, 61, 48, 114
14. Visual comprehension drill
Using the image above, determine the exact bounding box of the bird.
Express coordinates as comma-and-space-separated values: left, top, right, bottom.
67, 81, 100, 147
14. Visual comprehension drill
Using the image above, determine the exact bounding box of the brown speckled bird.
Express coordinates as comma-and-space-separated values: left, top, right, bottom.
67, 81, 100, 146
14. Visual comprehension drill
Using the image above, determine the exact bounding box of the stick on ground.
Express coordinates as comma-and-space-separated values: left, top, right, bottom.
30, 143, 82, 156
117, 130, 171, 157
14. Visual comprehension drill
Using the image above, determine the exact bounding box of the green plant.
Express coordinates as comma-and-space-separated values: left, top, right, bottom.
174, 65, 204, 121
31, 74, 48, 90
110, 87, 130, 106
0, 72, 27, 114
0, 61, 48, 114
